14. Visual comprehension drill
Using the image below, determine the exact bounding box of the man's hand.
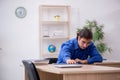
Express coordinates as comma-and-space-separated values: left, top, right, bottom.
66, 59, 76, 64
75, 58, 88, 64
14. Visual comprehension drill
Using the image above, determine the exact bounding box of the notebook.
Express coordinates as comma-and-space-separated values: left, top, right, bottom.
54, 64, 82, 68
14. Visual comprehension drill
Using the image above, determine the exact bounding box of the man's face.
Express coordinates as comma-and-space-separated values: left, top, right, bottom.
78, 36, 91, 49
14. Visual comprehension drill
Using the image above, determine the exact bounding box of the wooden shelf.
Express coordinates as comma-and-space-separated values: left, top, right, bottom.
41, 5, 70, 8
42, 36, 69, 39
39, 5, 71, 58
42, 21, 69, 24
42, 52, 59, 58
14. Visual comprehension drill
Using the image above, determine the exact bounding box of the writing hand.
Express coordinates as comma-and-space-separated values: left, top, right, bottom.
75, 58, 88, 64
66, 59, 76, 64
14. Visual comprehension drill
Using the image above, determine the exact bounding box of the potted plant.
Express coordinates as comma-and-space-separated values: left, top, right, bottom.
77, 20, 112, 54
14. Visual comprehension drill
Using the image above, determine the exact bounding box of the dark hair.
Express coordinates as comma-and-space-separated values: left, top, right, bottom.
77, 28, 93, 39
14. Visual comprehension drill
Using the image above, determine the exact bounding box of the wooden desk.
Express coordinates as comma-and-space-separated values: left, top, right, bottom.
33, 60, 120, 67
24, 60, 120, 80
36, 64, 120, 80
94, 60, 120, 67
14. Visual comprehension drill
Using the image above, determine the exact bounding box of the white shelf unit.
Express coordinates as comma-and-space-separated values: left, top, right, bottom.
39, 5, 71, 58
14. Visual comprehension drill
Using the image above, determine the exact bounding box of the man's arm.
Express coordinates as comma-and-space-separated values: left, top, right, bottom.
75, 58, 88, 64
57, 42, 74, 64
87, 43, 103, 64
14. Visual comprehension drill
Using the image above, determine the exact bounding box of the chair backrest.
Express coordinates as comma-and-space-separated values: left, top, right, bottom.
22, 60, 40, 80
48, 58, 58, 64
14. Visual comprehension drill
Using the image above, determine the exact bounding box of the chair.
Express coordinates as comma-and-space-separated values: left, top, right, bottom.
22, 60, 40, 80
48, 58, 58, 64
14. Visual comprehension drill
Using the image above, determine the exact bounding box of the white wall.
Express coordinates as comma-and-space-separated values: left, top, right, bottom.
0, 0, 120, 80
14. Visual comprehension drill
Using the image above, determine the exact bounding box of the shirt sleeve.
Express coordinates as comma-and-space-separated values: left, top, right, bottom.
59, 42, 73, 63
87, 43, 103, 64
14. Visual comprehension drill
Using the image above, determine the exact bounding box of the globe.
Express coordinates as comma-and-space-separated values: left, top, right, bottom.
48, 44, 56, 53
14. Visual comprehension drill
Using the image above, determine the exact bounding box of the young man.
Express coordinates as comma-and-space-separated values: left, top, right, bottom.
57, 28, 103, 64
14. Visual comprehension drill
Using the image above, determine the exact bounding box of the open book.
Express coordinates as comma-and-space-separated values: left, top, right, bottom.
54, 64, 82, 68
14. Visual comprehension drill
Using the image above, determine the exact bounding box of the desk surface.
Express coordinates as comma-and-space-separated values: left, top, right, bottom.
95, 60, 120, 64
33, 59, 120, 65
36, 64, 120, 74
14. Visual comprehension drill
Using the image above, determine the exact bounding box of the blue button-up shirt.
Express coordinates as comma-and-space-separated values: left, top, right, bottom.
57, 38, 103, 64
